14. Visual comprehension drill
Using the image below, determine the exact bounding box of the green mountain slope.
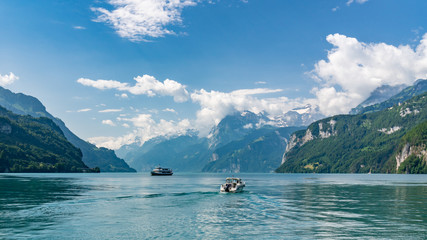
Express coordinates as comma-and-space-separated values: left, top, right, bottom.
203, 126, 304, 173
276, 93, 427, 173
0, 87, 135, 172
355, 79, 427, 114
0, 106, 94, 173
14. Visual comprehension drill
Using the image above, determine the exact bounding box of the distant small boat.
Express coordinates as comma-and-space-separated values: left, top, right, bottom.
151, 166, 173, 176
220, 177, 245, 193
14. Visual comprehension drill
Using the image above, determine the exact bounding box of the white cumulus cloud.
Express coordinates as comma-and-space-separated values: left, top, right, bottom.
0, 72, 19, 87
90, 114, 192, 149
77, 75, 189, 102
163, 108, 177, 113
129, 75, 189, 102
91, 0, 197, 42
311, 33, 427, 115
77, 78, 128, 90
102, 119, 116, 126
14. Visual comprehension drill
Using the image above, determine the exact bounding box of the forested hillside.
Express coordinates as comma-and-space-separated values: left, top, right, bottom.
0, 106, 95, 172
276, 93, 427, 173
0, 87, 135, 172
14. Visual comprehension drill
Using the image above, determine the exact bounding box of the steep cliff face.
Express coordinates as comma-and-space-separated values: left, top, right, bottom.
396, 143, 411, 170
276, 93, 427, 173
395, 121, 427, 173
395, 144, 427, 171
282, 119, 339, 155
203, 126, 302, 173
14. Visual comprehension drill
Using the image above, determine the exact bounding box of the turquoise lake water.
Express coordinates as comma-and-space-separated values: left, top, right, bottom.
1, 173, 426, 239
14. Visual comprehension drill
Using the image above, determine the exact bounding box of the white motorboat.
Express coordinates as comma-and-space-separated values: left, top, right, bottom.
220, 177, 245, 193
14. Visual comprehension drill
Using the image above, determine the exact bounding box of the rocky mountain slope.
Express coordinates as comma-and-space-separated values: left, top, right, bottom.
203, 126, 304, 173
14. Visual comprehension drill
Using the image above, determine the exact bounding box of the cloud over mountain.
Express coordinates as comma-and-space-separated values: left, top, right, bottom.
190, 88, 312, 136
311, 33, 427, 115
80, 33, 427, 150
0, 72, 19, 87
89, 114, 192, 149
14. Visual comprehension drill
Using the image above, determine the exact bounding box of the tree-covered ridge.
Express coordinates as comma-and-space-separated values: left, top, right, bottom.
0, 86, 135, 172
0, 106, 97, 173
356, 79, 427, 114
276, 93, 427, 173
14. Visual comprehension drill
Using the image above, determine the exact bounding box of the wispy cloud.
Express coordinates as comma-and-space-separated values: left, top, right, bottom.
346, 0, 368, 6
91, 0, 198, 42
99, 108, 123, 113
0, 72, 19, 87
77, 108, 92, 112
73, 26, 86, 30
255, 81, 267, 85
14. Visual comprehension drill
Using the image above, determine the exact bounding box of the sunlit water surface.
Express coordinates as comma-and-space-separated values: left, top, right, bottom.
1, 173, 426, 239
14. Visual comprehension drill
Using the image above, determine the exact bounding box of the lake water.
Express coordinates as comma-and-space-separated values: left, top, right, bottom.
1, 173, 426, 239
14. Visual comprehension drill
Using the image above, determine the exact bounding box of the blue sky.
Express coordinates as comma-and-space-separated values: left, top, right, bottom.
1, 0, 427, 149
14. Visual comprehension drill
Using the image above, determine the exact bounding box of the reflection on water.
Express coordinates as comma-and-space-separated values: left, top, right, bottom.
0, 173, 426, 239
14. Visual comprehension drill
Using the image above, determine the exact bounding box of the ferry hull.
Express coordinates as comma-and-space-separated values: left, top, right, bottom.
151, 172, 173, 176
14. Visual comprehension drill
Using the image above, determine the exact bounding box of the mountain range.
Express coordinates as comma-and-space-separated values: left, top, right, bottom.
0, 87, 135, 172
120, 79, 427, 174
2, 78, 426, 174
119, 111, 308, 173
